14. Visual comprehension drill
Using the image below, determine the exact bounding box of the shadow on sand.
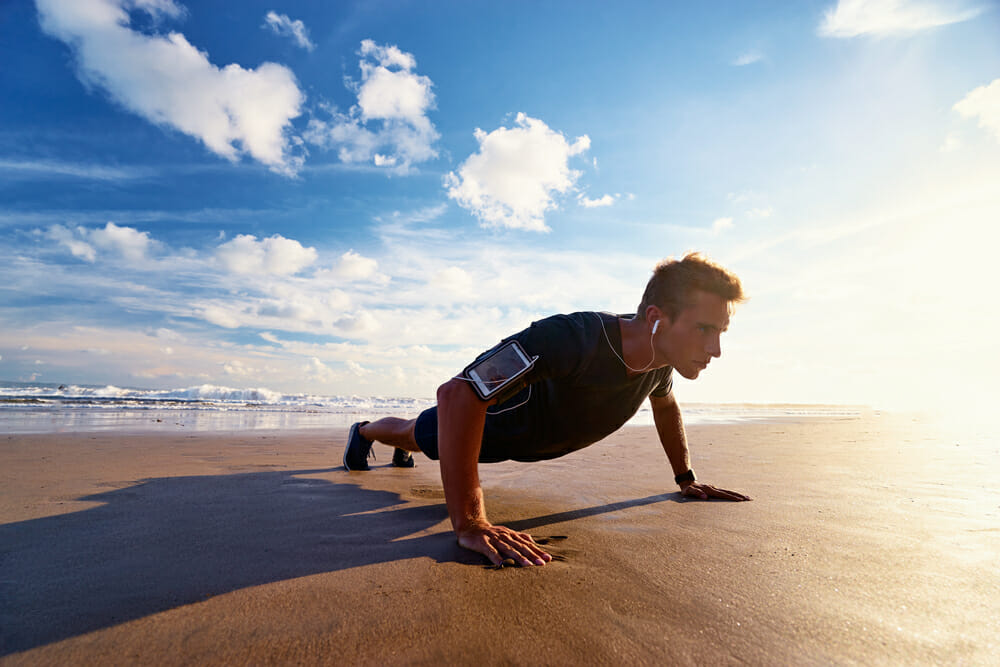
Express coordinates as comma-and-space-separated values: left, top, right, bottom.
0, 467, 456, 655
0, 467, 679, 655
508, 493, 681, 532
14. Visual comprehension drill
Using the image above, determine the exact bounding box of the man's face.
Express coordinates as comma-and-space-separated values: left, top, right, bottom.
656, 290, 731, 380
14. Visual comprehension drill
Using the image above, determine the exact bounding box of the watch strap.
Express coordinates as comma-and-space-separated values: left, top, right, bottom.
674, 469, 696, 485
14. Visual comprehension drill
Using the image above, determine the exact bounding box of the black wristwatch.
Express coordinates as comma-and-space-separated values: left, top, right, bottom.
674, 469, 696, 485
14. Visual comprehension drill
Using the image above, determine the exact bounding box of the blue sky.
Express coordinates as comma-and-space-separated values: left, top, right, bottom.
1, 0, 998, 411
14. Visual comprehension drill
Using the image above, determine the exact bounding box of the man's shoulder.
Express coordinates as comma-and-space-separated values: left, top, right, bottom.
488, 314, 575, 385
513, 311, 629, 365
505, 312, 602, 366
520, 311, 597, 341
522, 310, 646, 346
530, 310, 628, 329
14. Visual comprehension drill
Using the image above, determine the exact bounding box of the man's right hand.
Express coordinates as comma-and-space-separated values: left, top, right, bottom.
456, 521, 552, 567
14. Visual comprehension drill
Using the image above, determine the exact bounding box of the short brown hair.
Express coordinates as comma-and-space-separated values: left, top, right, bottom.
636, 252, 745, 320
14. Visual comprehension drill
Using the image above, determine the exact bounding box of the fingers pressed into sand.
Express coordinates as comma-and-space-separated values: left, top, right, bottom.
707, 485, 753, 501
509, 530, 552, 564
458, 525, 551, 566
477, 537, 504, 567
493, 532, 549, 566
682, 482, 752, 501
699, 483, 752, 501
457, 529, 502, 567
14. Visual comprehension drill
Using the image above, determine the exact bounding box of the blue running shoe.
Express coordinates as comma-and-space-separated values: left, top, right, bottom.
343, 421, 374, 471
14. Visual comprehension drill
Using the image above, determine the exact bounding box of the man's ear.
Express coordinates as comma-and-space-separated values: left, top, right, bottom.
644, 304, 667, 326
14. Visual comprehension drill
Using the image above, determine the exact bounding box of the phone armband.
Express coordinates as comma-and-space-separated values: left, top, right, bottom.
462, 340, 537, 403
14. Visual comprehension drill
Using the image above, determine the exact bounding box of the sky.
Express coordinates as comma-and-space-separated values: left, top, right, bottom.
1, 0, 998, 412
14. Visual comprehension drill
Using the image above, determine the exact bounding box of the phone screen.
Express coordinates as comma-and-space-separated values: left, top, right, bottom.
467, 341, 533, 398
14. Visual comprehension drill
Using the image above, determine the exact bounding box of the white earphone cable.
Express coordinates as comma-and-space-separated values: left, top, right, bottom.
596, 311, 657, 373
449, 374, 533, 414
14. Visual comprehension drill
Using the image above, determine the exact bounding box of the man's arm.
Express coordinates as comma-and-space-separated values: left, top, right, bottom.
436, 378, 553, 566
649, 392, 752, 501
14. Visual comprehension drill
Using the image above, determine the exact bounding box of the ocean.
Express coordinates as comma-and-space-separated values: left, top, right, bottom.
0, 381, 868, 434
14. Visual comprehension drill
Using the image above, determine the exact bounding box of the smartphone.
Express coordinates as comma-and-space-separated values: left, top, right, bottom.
462, 340, 537, 402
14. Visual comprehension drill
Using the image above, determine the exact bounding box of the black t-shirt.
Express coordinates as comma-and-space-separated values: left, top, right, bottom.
477, 311, 673, 462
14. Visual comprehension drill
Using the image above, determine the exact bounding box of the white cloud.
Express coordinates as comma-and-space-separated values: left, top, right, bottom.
222, 359, 256, 377
0, 159, 148, 180
255, 297, 320, 322
215, 234, 317, 275
954, 78, 1000, 143
90, 221, 152, 261
579, 194, 616, 208
818, 0, 982, 38
333, 250, 379, 281
444, 113, 591, 232
304, 40, 438, 172
46, 224, 97, 261
263, 11, 314, 51
199, 304, 241, 329
36, 0, 305, 175
372, 204, 448, 232
9, 206, 682, 396
188, 281, 355, 333
45, 221, 153, 262
305, 357, 336, 382
732, 50, 763, 66
356, 40, 430, 122
431, 266, 474, 297
712, 217, 734, 234
345, 359, 369, 376
333, 310, 381, 336
154, 327, 184, 341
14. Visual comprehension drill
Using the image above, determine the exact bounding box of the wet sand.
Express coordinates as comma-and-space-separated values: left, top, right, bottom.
1, 414, 997, 665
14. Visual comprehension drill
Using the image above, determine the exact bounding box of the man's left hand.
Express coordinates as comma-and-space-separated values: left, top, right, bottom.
680, 481, 751, 501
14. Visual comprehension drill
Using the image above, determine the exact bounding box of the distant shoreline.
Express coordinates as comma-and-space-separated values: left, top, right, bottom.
0, 377, 872, 434
0, 402, 872, 435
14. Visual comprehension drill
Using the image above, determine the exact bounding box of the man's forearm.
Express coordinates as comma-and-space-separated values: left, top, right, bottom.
436, 378, 553, 565
650, 394, 753, 502
436, 378, 491, 532
651, 394, 691, 477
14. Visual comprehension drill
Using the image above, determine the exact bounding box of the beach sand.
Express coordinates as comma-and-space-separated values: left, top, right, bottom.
2, 414, 997, 665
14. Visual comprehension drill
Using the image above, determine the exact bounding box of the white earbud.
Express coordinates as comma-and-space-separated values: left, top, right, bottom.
651, 320, 660, 335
